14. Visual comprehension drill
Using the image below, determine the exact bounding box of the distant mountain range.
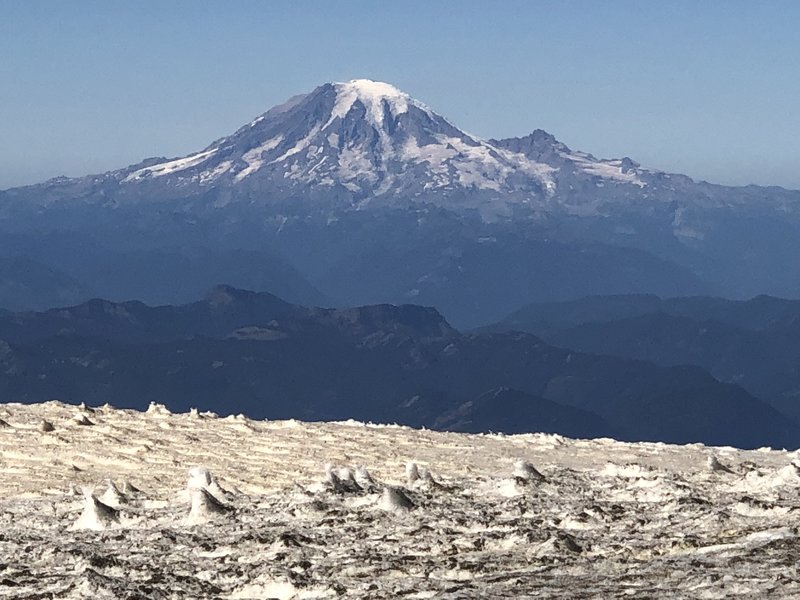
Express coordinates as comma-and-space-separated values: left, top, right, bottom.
0, 256, 87, 312
492, 293, 800, 422
0, 286, 796, 449
2, 79, 800, 326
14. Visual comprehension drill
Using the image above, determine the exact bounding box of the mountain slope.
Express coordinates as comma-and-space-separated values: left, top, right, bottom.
496, 294, 800, 335
0, 256, 90, 312
492, 294, 800, 421
0, 230, 326, 310
432, 386, 615, 439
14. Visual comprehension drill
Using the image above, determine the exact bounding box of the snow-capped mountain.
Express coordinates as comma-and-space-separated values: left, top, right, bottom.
2, 79, 800, 326
110, 79, 656, 218
6, 78, 798, 220
36, 77, 798, 227
125, 80, 555, 194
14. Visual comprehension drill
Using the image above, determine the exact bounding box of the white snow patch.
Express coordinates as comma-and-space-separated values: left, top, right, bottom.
200, 160, 233, 183
71, 488, 120, 531
123, 149, 218, 182
338, 145, 378, 183
270, 127, 320, 164
235, 135, 284, 181
560, 151, 646, 186
400, 135, 555, 193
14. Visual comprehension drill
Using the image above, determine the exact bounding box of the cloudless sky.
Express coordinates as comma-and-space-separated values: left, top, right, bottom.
1, 0, 798, 190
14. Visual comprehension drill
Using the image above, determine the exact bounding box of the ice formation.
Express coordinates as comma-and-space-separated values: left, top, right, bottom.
72, 488, 120, 531
378, 486, 415, 513
324, 463, 361, 494
99, 478, 126, 507
71, 412, 94, 426
514, 459, 546, 482
186, 487, 229, 525
186, 465, 229, 500
707, 454, 735, 474
405, 461, 420, 485
353, 465, 378, 492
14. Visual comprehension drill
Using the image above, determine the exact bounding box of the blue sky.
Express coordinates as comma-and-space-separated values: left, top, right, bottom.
1, 0, 798, 190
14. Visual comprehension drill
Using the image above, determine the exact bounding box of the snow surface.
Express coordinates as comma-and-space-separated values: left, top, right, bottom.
4, 401, 799, 598
561, 151, 646, 186
327, 79, 432, 129
123, 149, 218, 182
400, 135, 556, 193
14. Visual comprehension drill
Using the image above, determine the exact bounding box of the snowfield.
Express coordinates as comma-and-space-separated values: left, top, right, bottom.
1, 402, 800, 598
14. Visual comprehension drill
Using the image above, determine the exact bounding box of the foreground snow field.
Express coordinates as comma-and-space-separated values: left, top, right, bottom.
1, 402, 800, 598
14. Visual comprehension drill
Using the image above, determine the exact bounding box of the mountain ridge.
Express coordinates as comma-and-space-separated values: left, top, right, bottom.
490, 293, 800, 422
0, 285, 795, 449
